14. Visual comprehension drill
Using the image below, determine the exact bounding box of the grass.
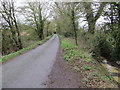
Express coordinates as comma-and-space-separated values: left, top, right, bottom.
0, 36, 52, 62
83, 65, 91, 70
73, 66, 80, 71
85, 58, 94, 63
89, 72, 101, 77
101, 75, 111, 81
60, 37, 118, 88
83, 78, 89, 83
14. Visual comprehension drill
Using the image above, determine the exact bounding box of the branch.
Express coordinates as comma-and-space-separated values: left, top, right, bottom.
54, 2, 71, 17
94, 2, 107, 21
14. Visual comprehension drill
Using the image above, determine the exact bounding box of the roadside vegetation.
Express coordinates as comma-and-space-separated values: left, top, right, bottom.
0, 36, 51, 62
55, 2, 120, 65
55, 2, 120, 86
61, 38, 118, 88
0, 1, 120, 88
1, 2, 53, 57
1, 1, 119, 64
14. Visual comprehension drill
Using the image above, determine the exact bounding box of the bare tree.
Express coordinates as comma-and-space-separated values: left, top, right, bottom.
0, 1, 23, 51
20, 2, 50, 40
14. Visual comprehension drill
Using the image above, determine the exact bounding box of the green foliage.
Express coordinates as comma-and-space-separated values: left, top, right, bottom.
73, 66, 80, 71
61, 38, 116, 87
64, 32, 74, 37
61, 39, 87, 62
87, 74, 93, 79
63, 54, 71, 61
61, 40, 77, 49
101, 75, 111, 81
0, 36, 52, 62
83, 78, 89, 83
90, 30, 120, 63
61, 38, 95, 65
83, 65, 91, 70
111, 29, 120, 62
91, 32, 112, 59
85, 58, 94, 63
79, 28, 120, 64
89, 72, 101, 77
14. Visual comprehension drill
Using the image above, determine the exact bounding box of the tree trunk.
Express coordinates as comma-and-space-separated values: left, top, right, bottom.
38, 4, 44, 40
13, 11, 23, 49
118, 2, 120, 28
88, 21, 95, 34
71, 8, 78, 46
83, 2, 106, 34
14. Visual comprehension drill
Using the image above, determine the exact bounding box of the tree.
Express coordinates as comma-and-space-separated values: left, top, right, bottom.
20, 2, 50, 40
104, 2, 120, 61
54, 2, 80, 45
45, 21, 50, 37
69, 3, 79, 45
0, 1, 23, 53
82, 2, 106, 34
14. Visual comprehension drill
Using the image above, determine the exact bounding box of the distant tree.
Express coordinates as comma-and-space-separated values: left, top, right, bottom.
20, 2, 50, 40
54, 2, 80, 45
45, 21, 50, 37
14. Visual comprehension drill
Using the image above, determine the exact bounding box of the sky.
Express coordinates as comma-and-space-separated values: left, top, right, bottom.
14, 0, 119, 2
14, 0, 109, 29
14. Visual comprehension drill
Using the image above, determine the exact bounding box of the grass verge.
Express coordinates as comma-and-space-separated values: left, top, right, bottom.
61, 37, 118, 88
0, 36, 52, 62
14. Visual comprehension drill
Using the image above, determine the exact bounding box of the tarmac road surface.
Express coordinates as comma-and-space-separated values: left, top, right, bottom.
2, 34, 59, 88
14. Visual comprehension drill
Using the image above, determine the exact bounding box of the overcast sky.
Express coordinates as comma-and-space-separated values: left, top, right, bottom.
14, 0, 109, 29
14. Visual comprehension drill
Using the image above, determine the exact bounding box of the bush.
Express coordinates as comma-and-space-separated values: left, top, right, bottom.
64, 32, 74, 37
112, 46, 120, 62
89, 30, 120, 63
91, 32, 113, 59
111, 29, 120, 62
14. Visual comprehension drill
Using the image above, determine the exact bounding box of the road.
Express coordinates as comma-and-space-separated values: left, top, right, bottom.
2, 34, 60, 88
